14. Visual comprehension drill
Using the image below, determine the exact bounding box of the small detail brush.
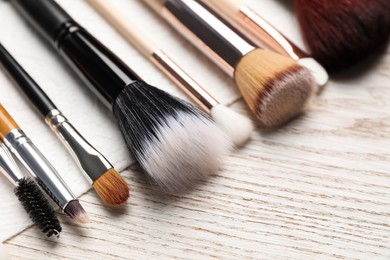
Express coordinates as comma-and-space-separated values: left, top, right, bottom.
200, 0, 328, 87
0, 143, 62, 237
143, 0, 316, 128
86, 0, 253, 147
0, 103, 89, 224
0, 43, 129, 206
12, 0, 231, 192
294, 0, 390, 71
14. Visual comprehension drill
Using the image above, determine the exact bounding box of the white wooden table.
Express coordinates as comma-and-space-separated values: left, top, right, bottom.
2, 0, 390, 259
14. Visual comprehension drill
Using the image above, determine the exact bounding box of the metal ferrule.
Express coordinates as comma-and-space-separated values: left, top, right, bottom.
0, 143, 23, 186
151, 49, 219, 113
238, 6, 307, 61
4, 128, 75, 209
45, 109, 112, 183
162, 0, 255, 77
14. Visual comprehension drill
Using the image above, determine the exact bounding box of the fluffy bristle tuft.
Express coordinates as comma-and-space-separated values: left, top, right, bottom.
294, 0, 390, 71
15, 178, 62, 237
64, 200, 89, 224
113, 81, 232, 192
210, 104, 253, 147
92, 168, 130, 205
234, 49, 316, 128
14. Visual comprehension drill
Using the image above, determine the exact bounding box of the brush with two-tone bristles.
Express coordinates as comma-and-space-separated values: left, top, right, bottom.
12, 0, 231, 192
0, 103, 88, 224
142, 0, 316, 128
200, 0, 328, 87
294, 0, 390, 71
0, 43, 129, 206
86, 0, 253, 147
0, 143, 62, 237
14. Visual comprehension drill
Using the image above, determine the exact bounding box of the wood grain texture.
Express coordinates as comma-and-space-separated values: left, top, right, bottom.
3, 46, 390, 258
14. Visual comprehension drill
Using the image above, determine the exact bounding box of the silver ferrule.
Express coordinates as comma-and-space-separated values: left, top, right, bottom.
45, 109, 112, 183
4, 129, 75, 209
162, 0, 255, 77
0, 143, 23, 186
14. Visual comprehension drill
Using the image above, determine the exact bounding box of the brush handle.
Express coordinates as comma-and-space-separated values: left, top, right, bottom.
0, 43, 56, 117
143, 0, 255, 77
13, 0, 142, 109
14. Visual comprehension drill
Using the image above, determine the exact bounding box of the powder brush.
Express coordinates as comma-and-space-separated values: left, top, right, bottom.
0, 103, 88, 224
143, 0, 316, 128
0, 143, 62, 237
200, 0, 328, 87
86, 0, 253, 147
12, 0, 231, 192
0, 43, 129, 206
294, 0, 390, 71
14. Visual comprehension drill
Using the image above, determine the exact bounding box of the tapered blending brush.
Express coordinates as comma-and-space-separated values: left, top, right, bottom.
0, 104, 89, 224
142, 0, 316, 128
86, 0, 253, 147
12, 0, 231, 192
294, 0, 390, 71
0, 43, 129, 205
0, 143, 62, 237
200, 0, 328, 87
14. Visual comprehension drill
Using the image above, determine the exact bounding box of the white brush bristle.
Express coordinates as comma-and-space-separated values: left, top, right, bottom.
297, 58, 328, 88
139, 112, 232, 192
211, 104, 253, 147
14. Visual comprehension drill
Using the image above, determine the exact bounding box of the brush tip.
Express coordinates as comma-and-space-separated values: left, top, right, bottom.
93, 168, 130, 205
211, 104, 253, 147
64, 200, 89, 224
297, 58, 328, 87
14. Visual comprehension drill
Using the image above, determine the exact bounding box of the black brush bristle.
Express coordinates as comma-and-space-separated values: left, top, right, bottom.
15, 178, 62, 237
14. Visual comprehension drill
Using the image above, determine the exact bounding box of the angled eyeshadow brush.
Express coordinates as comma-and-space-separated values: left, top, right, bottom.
12, 0, 231, 192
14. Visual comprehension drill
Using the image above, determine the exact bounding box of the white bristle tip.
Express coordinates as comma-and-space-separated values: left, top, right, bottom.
298, 57, 329, 88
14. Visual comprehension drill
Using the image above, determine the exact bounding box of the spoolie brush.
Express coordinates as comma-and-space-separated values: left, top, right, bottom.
12, 0, 231, 192
294, 0, 390, 71
0, 103, 88, 224
143, 0, 316, 128
0, 43, 129, 206
0, 144, 61, 237
86, 0, 253, 146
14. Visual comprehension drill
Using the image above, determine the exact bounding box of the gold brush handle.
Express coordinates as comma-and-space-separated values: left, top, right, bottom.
0, 103, 19, 142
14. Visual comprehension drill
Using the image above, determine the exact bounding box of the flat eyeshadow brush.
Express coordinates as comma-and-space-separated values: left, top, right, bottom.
143, 0, 316, 128
86, 0, 253, 147
0, 43, 129, 206
12, 0, 231, 192
0, 143, 62, 237
200, 0, 328, 87
0, 103, 88, 224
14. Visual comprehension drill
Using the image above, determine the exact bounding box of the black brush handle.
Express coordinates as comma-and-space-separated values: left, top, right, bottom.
0, 43, 56, 116
12, 0, 142, 108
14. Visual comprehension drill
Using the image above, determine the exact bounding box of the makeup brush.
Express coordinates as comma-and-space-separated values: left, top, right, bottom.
0, 43, 129, 206
294, 0, 390, 71
0, 143, 62, 237
0, 104, 89, 224
12, 0, 231, 192
86, 0, 253, 147
142, 0, 316, 128
200, 0, 328, 87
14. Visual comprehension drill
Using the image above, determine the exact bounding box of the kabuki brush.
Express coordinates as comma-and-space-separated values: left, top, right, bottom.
143, 0, 316, 128
0, 43, 129, 205
0, 104, 88, 224
294, 0, 390, 71
12, 0, 231, 192
200, 0, 328, 87
0, 143, 61, 237
87, 0, 253, 147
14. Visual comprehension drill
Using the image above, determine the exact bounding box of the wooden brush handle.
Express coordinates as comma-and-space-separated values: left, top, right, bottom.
86, 0, 156, 58
0, 104, 19, 141
143, 0, 165, 13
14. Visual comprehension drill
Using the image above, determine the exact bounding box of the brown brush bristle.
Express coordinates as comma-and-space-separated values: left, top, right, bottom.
92, 168, 130, 205
64, 200, 89, 224
234, 49, 315, 128
294, 0, 390, 71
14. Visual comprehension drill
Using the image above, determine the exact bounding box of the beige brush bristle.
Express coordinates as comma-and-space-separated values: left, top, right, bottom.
234, 49, 315, 127
93, 168, 130, 205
